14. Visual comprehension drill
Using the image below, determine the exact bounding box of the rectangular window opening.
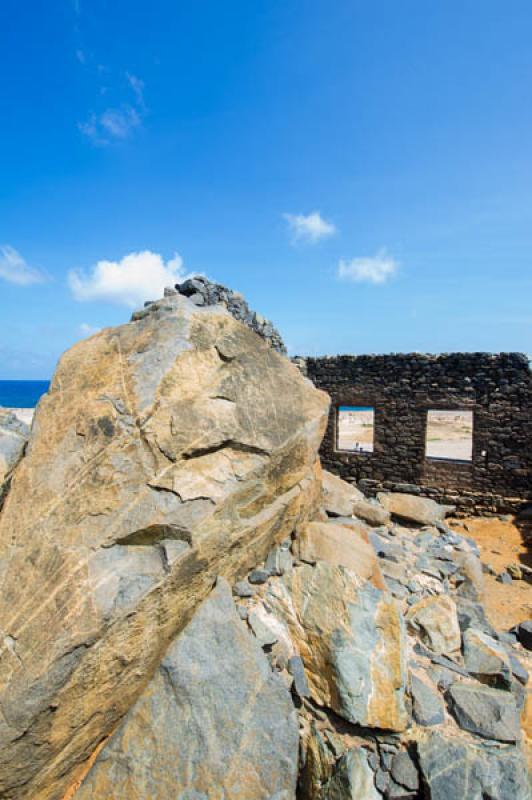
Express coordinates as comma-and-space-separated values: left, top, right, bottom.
337, 406, 374, 453
425, 409, 473, 462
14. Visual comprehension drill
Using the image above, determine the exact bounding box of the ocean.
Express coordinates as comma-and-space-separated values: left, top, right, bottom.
0, 380, 50, 408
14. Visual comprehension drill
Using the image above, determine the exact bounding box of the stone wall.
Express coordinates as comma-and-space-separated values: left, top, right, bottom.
299, 352, 532, 514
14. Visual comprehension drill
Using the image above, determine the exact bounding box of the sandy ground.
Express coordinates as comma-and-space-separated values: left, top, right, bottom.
448, 516, 532, 631
0, 407, 34, 426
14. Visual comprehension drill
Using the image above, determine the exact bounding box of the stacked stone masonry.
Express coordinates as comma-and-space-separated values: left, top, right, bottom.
299, 353, 532, 515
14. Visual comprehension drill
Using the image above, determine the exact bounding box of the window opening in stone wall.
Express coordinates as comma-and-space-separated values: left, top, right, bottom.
337, 406, 374, 453
425, 409, 473, 461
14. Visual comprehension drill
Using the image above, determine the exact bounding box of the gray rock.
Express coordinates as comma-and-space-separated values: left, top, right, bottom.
386, 777, 417, 798
287, 655, 310, 698
506, 651, 529, 685
75, 578, 299, 798
515, 620, 532, 651
456, 597, 496, 637
390, 750, 419, 791
374, 768, 389, 793
417, 731, 530, 800
463, 629, 512, 689
497, 571, 513, 585
265, 545, 292, 576
248, 568, 270, 584
326, 748, 380, 799
410, 671, 445, 726
446, 683, 521, 742
233, 579, 255, 597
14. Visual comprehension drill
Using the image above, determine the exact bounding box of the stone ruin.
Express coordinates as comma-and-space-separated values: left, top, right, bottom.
298, 352, 532, 516
0, 281, 530, 799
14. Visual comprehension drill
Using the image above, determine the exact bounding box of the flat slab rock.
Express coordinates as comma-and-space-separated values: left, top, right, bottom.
296, 519, 385, 589
377, 492, 454, 525
74, 578, 299, 799
446, 683, 521, 743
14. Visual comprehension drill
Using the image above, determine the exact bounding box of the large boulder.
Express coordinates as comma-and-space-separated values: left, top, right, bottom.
0, 294, 329, 800
0, 411, 29, 487
266, 561, 409, 731
72, 578, 299, 799
377, 492, 454, 525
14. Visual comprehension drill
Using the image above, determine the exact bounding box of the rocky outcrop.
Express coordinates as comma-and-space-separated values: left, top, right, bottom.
73, 578, 299, 799
0, 292, 328, 799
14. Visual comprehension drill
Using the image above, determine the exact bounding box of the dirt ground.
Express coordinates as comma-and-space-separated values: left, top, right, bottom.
448, 516, 532, 631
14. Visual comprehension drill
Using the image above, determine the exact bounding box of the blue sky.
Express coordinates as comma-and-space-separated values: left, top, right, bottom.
1, 0, 531, 378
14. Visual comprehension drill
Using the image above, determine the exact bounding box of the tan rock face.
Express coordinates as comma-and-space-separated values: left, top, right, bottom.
266, 562, 409, 731
0, 295, 329, 800
406, 595, 461, 656
296, 520, 385, 589
321, 470, 363, 517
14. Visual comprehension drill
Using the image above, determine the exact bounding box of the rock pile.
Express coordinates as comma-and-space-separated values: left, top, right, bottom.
133, 275, 287, 354
0, 287, 530, 799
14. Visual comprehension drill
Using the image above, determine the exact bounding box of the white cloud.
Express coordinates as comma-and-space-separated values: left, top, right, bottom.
0, 245, 46, 286
284, 211, 336, 244
337, 249, 398, 284
68, 250, 192, 307
79, 323, 100, 337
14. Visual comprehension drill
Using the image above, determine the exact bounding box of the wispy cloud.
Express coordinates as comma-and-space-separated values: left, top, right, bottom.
79, 72, 146, 146
0, 245, 47, 286
68, 250, 193, 308
284, 211, 336, 244
337, 249, 398, 284
126, 73, 145, 109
